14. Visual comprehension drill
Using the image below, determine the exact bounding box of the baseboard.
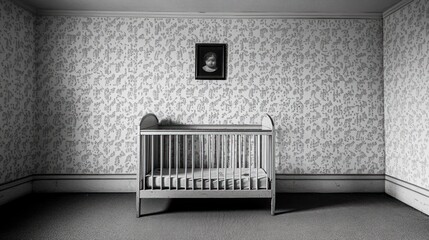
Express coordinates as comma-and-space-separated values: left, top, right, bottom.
0, 176, 33, 206
31, 174, 385, 193
0, 174, 386, 206
32, 174, 136, 193
277, 174, 385, 193
385, 175, 429, 216
4, 174, 428, 216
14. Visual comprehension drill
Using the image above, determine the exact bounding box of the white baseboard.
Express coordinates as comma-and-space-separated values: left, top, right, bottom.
32, 175, 136, 193
30, 174, 385, 193
0, 176, 33, 206
0, 174, 385, 202
277, 174, 385, 193
4, 174, 428, 216
385, 175, 429, 216
7, 173, 429, 217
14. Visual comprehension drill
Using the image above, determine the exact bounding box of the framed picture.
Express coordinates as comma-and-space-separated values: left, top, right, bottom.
195, 43, 227, 80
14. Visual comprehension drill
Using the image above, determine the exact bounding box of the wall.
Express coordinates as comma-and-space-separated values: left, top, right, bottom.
34, 16, 384, 176
0, 0, 36, 185
384, 0, 429, 189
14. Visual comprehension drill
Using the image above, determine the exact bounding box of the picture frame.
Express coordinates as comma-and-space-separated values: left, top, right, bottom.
195, 43, 227, 80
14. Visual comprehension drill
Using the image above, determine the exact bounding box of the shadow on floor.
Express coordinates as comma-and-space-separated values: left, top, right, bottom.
139, 193, 386, 216
274, 193, 369, 215
1, 193, 428, 240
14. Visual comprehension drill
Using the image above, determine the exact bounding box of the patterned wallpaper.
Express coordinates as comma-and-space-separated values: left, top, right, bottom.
35, 16, 385, 175
0, 0, 36, 184
384, 0, 429, 189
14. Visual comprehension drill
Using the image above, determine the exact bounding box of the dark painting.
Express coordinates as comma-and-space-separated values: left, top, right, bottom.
195, 43, 227, 80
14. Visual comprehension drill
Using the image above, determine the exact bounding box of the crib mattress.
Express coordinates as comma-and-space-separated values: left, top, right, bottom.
145, 168, 269, 190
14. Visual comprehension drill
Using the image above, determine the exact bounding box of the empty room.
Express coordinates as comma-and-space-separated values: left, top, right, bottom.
0, 0, 428, 239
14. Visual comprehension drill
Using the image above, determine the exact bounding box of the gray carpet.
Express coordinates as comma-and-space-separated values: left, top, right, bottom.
0, 193, 428, 240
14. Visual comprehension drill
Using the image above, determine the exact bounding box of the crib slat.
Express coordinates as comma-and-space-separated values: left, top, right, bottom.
232, 135, 235, 190
176, 135, 179, 190
192, 135, 195, 190
265, 135, 268, 190
151, 135, 154, 190
239, 135, 242, 190
217, 135, 220, 190
168, 135, 173, 190
249, 135, 252, 190
260, 135, 263, 190
200, 135, 204, 190
223, 135, 226, 190
208, 134, 211, 190
243, 135, 246, 190
142, 136, 146, 190
255, 135, 259, 190
184, 135, 187, 190
160, 135, 163, 189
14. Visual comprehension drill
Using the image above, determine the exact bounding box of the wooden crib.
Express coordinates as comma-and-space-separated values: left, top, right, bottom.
136, 114, 276, 217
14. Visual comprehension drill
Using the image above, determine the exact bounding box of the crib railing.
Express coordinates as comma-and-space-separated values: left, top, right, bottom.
139, 130, 273, 191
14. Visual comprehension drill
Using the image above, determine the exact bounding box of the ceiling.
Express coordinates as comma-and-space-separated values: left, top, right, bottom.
17, 0, 403, 15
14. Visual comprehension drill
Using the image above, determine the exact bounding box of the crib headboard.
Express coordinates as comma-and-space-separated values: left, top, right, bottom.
139, 113, 158, 129
262, 114, 274, 131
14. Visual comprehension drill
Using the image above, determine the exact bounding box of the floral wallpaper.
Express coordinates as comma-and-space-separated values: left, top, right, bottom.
0, 0, 37, 184
384, 0, 429, 189
35, 16, 385, 175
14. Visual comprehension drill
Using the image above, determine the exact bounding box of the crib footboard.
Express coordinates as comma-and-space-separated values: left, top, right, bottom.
137, 114, 276, 217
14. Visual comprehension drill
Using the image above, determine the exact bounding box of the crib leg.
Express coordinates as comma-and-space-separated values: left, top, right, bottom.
271, 194, 276, 216
136, 197, 141, 218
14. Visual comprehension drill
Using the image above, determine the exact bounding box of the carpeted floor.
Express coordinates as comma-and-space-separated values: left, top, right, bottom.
0, 193, 428, 240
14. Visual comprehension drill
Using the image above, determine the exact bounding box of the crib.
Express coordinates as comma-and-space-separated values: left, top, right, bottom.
136, 114, 276, 217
